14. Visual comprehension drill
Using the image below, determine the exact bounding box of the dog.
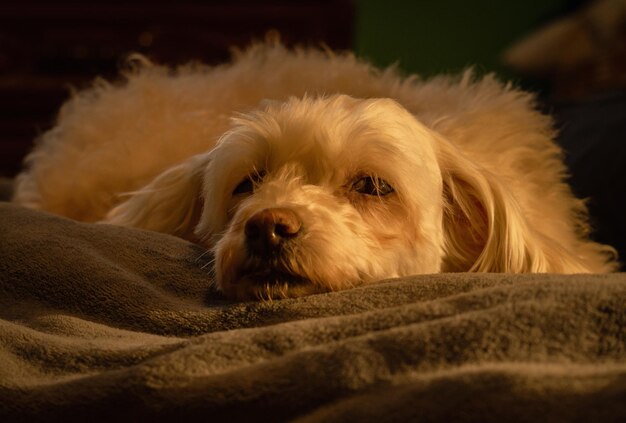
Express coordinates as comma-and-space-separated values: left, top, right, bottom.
13, 41, 617, 300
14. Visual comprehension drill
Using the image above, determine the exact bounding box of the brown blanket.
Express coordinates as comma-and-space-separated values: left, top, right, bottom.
1, 202, 625, 422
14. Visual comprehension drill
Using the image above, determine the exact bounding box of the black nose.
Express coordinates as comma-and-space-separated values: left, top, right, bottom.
244, 208, 302, 256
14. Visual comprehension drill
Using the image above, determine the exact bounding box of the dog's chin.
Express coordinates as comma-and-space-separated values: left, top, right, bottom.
221, 268, 329, 301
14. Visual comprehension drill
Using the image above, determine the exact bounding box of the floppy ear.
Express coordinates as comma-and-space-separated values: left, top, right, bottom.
103, 153, 210, 241
437, 139, 551, 273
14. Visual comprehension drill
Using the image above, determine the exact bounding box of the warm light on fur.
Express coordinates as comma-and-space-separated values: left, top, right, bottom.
13, 42, 617, 300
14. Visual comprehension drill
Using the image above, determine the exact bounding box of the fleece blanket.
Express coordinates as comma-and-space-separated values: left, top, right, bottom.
0, 202, 625, 422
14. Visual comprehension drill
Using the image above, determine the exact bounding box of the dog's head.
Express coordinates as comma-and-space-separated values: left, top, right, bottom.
106, 94, 545, 300
201, 95, 447, 300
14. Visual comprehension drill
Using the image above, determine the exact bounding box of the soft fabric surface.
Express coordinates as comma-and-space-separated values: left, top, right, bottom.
1, 203, 625, 422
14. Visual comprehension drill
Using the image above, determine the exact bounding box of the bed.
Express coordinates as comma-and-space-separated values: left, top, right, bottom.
1, 201, 625, 421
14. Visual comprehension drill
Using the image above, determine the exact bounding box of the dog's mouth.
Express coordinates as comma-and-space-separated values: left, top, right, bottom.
226, 266, 326, 301
243, 269, 309, 286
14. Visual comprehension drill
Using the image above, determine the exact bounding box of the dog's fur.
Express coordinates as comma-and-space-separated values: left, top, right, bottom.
13, 42, 617, 300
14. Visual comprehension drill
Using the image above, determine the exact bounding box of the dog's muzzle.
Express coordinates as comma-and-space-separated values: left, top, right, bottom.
228, 207, 329, 299
244, 207, 302, 257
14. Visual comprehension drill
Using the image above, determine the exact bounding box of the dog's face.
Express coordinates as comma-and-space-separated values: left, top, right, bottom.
195, 95, 445, 299
106, 93, 546, 300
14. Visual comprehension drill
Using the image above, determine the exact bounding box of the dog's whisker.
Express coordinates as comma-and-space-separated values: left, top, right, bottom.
200, 257, 216, 270
194, 249, 212, 262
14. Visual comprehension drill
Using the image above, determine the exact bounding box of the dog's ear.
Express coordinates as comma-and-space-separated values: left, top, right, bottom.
437, 138, 551, 273
103, 153, 210, 241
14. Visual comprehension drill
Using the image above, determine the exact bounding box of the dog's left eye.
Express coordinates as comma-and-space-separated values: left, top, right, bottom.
233, 171, 265, 195
351, 176, 394, 196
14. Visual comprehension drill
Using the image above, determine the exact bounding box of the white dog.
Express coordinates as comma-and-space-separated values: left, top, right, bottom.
13, 42, 617, 300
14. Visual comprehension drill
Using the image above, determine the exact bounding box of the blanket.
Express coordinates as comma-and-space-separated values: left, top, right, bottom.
1, 202, 625, 422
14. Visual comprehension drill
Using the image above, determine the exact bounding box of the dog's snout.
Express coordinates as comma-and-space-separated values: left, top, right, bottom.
245, 208, 302, 255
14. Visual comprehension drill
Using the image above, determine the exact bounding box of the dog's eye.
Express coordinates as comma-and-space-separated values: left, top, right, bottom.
233, 177, 254, 195
233, 171, 264, 195
352, 176, 394, 196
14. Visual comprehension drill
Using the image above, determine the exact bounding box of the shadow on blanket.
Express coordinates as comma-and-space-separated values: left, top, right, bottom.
0, 203, 625, 422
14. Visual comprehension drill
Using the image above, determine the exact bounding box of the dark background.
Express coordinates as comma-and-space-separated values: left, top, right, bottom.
1, 0, 624, 266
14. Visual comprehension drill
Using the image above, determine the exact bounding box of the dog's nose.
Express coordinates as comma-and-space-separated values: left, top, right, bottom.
244, 208, 302, 255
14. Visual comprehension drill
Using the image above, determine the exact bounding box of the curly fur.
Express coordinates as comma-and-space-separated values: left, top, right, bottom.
13, 41, 617, 300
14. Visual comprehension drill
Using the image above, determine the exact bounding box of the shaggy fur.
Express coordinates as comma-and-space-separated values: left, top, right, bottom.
13, 41, 617, 300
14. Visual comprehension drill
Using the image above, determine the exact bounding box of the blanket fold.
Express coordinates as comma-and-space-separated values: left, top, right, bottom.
1, 203, 625, 421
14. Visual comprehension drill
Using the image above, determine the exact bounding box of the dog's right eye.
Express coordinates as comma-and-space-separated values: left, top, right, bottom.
233, 172, 264, 195
233, 177, 254, 195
